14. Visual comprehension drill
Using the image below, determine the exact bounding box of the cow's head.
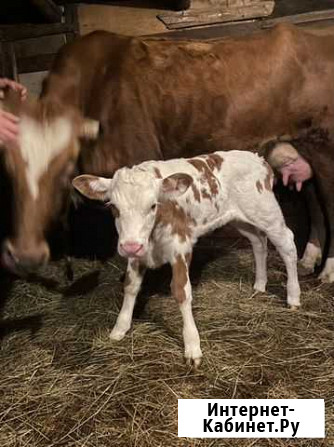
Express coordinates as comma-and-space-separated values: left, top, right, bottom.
72, 167, 193, 259
0, 88, 99, 274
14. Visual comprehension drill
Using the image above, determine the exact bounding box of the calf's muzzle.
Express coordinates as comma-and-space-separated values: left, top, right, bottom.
119, 241, 144, 258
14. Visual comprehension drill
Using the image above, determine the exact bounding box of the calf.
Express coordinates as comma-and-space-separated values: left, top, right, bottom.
73, 151, 300, 366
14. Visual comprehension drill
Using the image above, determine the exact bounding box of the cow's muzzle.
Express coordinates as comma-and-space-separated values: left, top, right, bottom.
1, 239, 50, 275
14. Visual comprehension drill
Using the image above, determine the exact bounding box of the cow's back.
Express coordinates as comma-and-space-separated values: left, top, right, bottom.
41, 31, 131, 118
42, 25, 334, 176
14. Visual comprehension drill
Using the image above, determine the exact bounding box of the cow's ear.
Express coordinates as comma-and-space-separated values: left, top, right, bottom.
72, 174, 112, 201
160, 173, 193, 199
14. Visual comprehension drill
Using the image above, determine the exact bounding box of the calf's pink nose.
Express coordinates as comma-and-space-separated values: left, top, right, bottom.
121, 242, 143, 256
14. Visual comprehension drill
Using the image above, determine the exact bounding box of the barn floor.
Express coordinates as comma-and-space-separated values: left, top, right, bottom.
0, 246, 333, 446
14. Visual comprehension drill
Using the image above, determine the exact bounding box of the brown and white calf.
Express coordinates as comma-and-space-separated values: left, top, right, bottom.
73, 151, 300, 367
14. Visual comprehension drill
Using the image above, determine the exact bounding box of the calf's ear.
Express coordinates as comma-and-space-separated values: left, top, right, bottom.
160, 173, 193, 200
72, 174, 112, 201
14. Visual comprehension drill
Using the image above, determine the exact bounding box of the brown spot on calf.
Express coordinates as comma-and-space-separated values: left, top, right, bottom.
171, 255, 188, 304
206, 153, 224, 171
155, 201, 194, 242
201, 188, 211, 200
188, 159, 219, 197
191, 183, 201, 203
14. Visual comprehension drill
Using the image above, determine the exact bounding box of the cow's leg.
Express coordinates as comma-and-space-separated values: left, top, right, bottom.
171, 253, 202, 368
233, 222, 268, 292
316, 180, 334, 282
110, 259, 146, 341
299, 182, 323, 274
306, 151, 334, 282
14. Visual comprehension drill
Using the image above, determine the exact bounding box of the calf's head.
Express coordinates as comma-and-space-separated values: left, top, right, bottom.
72, 168, 193, 259
0, 89, 99, 274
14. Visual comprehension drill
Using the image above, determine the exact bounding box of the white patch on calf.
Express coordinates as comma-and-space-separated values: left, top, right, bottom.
110, 168, 161, 249
19, 116, 72, 199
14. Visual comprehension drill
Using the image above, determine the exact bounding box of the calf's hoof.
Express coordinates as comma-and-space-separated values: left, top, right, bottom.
185, 355, 202, 369
253, 281, 266, 293
184, 345, 202, 369
288, 304, 299, 311
110, 327, 127, 341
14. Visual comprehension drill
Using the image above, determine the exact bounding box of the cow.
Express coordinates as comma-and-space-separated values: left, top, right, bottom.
72, 151, 301, 367
265, 138, 327, 279
1, 24, 334, 280
0, 89, 99, 273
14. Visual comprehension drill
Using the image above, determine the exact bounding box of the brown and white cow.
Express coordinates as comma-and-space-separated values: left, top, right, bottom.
2, 24, 334, 278
73, 151, 300, 367
0, 90, 98, 273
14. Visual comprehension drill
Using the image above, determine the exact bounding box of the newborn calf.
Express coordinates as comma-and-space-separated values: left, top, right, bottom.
73, 151, 300, 367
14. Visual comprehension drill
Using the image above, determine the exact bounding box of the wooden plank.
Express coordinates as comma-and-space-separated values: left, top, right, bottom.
17, 54, 56, 74
64, 4, 79, 44
30, 0, 63, 23
0, 23, 75, 42
79, 4, 168, 36
260, 8, 334, 28
152, 7, 334, 39
14, 35, 66, 59
158, 1, 275, 30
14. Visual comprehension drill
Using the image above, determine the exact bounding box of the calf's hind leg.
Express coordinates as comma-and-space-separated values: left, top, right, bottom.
233, 222, 268, 293
267, 223, 300, 309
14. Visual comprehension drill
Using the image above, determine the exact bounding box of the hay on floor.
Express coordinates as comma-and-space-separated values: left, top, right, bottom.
0, 246, 333, 446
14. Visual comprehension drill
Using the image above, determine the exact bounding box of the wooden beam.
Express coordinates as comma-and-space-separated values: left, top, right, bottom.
152, 7, 334, 39
0, 23, 75, 42
17, 54, 56, 74
30, 0, 63, 23
260, 8, 334, 28
158, 1, 275, 30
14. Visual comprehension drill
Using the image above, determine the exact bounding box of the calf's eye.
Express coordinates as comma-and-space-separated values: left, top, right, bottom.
151, 204, 157, 211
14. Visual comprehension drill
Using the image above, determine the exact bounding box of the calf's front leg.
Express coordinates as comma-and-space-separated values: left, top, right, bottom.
110, 259, 146, 341
171, 253, 202, 368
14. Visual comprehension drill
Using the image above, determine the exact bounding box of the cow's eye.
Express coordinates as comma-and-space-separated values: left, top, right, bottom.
151, 204, 157, 211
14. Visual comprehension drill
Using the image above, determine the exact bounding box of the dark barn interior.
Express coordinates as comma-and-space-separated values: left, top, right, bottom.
0, 2, 333, 446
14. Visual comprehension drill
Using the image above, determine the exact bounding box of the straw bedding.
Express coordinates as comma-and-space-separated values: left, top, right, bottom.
0, 240, 332, 446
